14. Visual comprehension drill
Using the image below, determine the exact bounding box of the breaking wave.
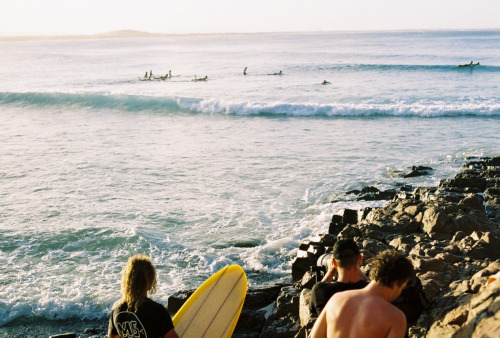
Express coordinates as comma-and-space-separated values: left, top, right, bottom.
1, 92, 499, 118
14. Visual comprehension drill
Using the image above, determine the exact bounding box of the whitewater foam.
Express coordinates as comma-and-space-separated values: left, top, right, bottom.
2, 92, 500, 117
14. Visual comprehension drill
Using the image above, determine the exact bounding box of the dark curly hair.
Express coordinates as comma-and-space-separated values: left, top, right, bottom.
369, 250, 413, 287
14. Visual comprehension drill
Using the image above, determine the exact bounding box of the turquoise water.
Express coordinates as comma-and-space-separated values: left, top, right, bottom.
0, 30, 499, 325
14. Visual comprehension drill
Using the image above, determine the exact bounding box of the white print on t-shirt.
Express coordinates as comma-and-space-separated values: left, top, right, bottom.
115, 311, 147, 338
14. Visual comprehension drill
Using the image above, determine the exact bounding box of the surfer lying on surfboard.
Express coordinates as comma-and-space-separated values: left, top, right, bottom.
108, 255, 179, 338
268, 70, 283, 75
192, 75, 208, 81
457, 61, 480, 68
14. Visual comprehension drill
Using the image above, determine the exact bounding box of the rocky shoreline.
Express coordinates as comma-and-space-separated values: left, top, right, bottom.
3, 157, 499, 338
206, 156, 500, 337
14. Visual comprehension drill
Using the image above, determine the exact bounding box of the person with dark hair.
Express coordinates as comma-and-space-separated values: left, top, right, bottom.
310, 250, 414, 338
310, 239, 369, 315
108, 254, 178, 338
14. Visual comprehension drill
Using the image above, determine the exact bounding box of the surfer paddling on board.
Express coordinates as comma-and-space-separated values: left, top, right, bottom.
108, 255, 179, 338
268, 70, 283, 75
457, 61, 474, 68
310, 250, 414, 338
192, 75, 208, 81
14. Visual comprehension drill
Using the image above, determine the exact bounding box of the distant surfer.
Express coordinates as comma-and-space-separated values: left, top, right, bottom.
457, 61, 474, 68
193, 75, 208, 81
169, 70, 172, 78
144, 72, 148, 79
243, 67, 247, 75
321, 80, 331, 85
108, 255, 179, 338
268, 70, 283, 75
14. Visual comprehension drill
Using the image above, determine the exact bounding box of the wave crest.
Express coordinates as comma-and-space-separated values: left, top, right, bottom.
1, 92, 499, 117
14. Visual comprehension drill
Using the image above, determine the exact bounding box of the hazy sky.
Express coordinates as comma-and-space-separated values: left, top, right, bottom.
1, 0, 499, 36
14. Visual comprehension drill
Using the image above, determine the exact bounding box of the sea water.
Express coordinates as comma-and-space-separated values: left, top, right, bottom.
0, 30, 499, 326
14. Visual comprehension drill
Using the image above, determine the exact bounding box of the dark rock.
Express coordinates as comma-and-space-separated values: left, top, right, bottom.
403, 166, 433, 178
329, 209, 358, 234
440, 177, 487, 191
458, 194, 485, 212
167, 289, 195, 314
421, 206, 451, 236
308, 234, 337, 247
300, 271, 317, 290
338, 225, 362, 239
292, 255, 317, 282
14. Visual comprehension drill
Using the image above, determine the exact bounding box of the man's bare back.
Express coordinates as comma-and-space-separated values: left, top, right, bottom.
311, 280, 407, 338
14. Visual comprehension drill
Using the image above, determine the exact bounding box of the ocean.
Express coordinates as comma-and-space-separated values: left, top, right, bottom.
0, 30, 499, 327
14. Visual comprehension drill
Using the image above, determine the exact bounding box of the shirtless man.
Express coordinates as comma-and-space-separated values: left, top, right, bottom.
310, 250, 414, 338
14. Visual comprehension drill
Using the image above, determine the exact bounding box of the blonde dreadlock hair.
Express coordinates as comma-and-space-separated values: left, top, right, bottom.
114, 254, 157, 312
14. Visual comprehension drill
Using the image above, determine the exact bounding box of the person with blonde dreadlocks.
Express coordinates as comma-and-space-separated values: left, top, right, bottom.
108, 254, 178, 338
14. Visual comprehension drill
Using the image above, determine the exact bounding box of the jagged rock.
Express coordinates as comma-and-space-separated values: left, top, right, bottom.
458, 194, 485, 212
360, 238, 391, 258
389, 236, 416, 253
292, 251, 317, 281
300, 271, 317, 290
328, 209, 358, 235
443, 243, 462, 256
440, 176, 487, 191
167, 289, 195, 314
421, 278, 442, 300
275, 286, 301, 318
307, 244, 325, 256
260, 287, 302, 338
337, 225, 362, 238
308, 234, 337, 247
448, 279, 500, 337
469, 262, 500, 293
411, 257, 451, 273
421, 206, 450, 237
355, 187, 398, 201
298, 289, 315, 328
467, 235, 500, 260
434, 252, 463, 264
292, 235, 337, 282
396, 199, 424, 216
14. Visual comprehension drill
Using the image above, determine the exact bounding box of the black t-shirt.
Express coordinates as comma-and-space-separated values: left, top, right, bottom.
310, 280, 369, 316
108, 298, 174, 338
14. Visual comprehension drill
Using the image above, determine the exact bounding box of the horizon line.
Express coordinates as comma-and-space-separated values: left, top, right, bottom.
1, 28, 499, 42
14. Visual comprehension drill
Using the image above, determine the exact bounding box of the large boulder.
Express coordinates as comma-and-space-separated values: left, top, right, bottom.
421, 206, 450, 237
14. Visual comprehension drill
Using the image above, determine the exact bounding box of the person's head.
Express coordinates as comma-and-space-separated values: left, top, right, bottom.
333, 239, 361, 269
120, 254, 158, 312
369, 250, 413, 294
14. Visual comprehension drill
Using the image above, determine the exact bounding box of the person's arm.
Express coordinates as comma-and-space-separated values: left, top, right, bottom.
321, 264, 337, 283
163, 328, 179, 338
386, 310, 407, 338
357, 267, 370, 282
309, 308, 327, 338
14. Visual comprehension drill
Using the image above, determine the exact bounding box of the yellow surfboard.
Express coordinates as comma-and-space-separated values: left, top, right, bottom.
172, 265, 247, 338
